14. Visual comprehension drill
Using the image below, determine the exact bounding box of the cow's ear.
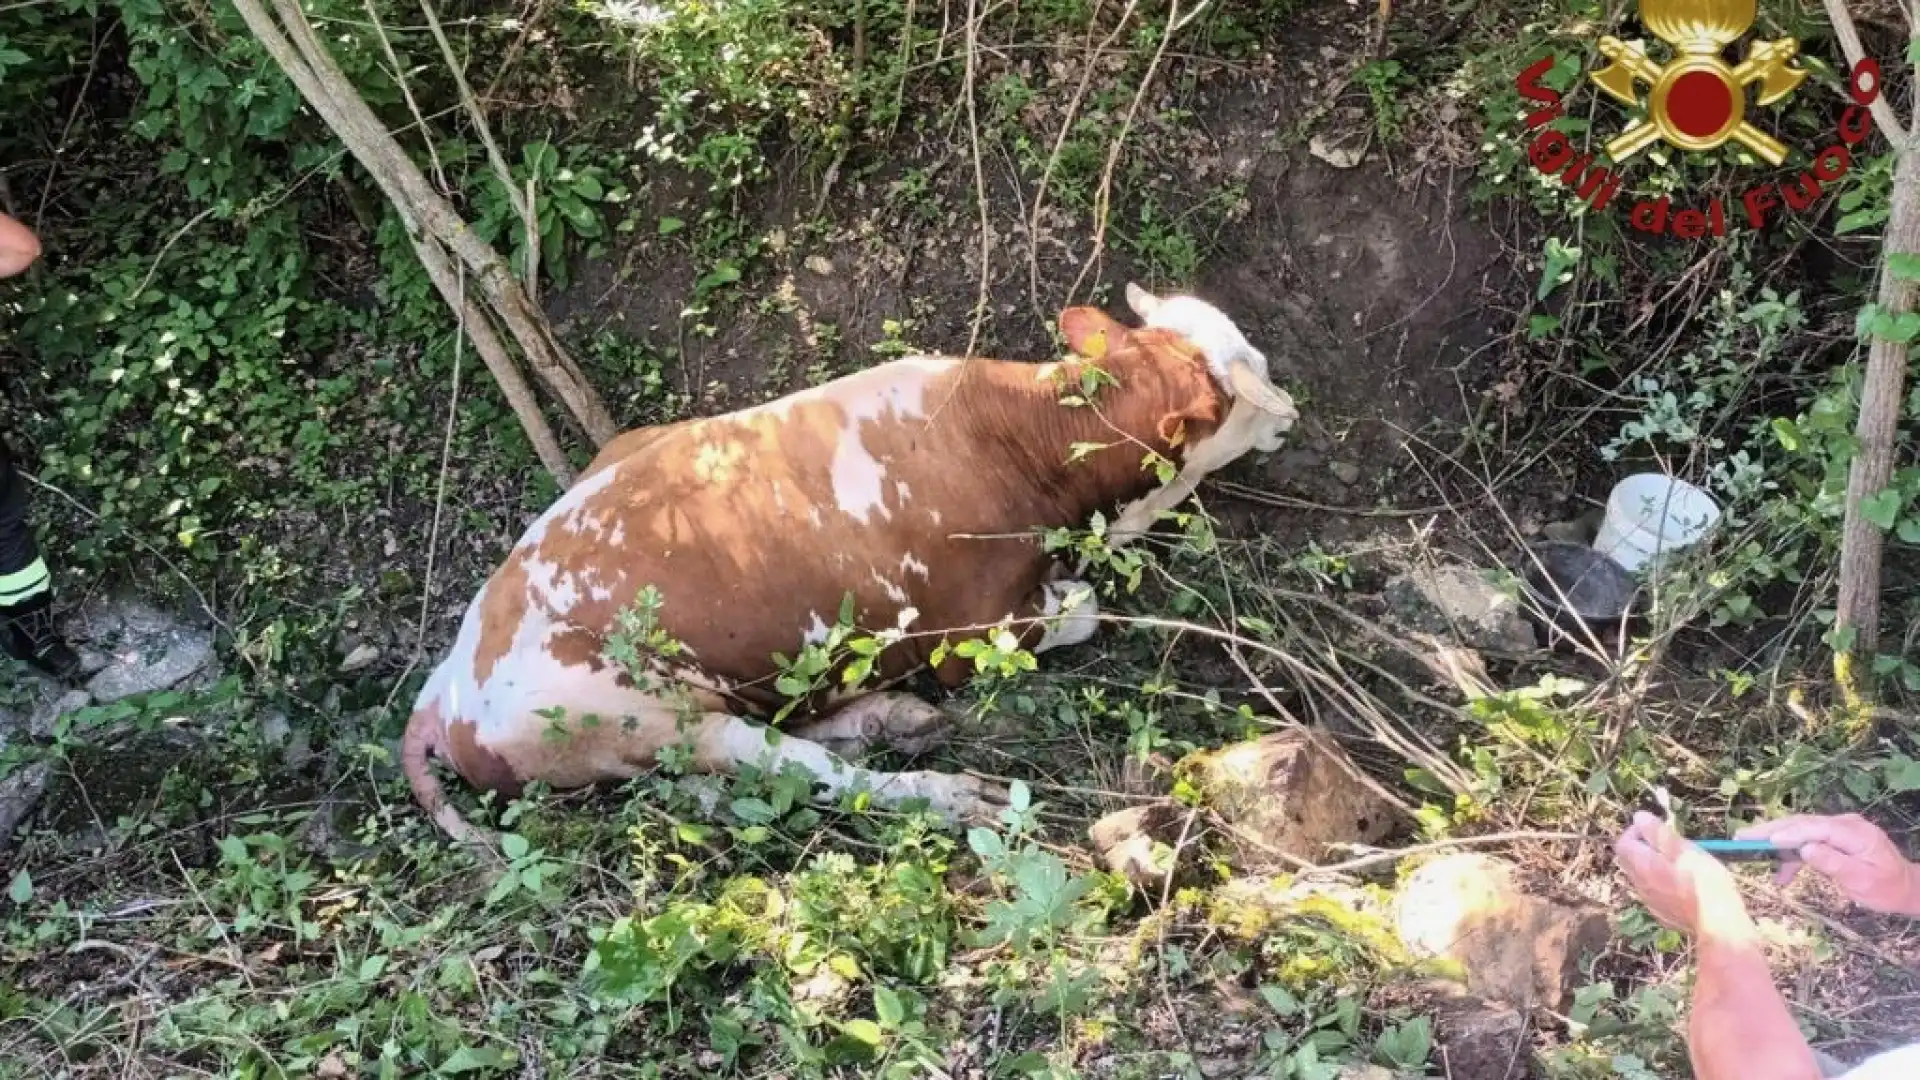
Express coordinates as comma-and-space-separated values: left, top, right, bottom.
1059, 306, 1128, 359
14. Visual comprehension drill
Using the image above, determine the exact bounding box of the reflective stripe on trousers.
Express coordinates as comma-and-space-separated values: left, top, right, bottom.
0, 437, 48, 604
0, 556, 49, 605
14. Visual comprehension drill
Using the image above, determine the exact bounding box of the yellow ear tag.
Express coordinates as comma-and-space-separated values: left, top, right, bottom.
1081, 329, 1108, 359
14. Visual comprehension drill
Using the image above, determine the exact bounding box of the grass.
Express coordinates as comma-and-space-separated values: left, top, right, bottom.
3, 0, 1920, 1075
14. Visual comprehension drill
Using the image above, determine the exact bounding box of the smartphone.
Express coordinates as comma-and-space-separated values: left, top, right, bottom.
1694, 839, 1788, 862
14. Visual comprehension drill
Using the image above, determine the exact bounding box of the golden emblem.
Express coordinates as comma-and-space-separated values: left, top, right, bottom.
1589, 0, 1807, 165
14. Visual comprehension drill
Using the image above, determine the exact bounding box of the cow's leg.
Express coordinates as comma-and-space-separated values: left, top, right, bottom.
686, 711, 1006, 822
1028, 573, 1100, 654
784, 692, 952, 758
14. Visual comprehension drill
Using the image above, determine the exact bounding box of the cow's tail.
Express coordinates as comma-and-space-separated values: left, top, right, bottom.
402, 699, 496, 850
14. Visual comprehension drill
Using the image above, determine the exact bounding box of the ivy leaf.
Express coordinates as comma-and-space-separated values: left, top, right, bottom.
499, 832, 531, 861
8, 869, 30, 905
1899, 518, 1920, 544
1890, 253, 1920, 280
1860, 489, 1904, 530
874, 986, 905, 1027
841, 1019, 884, 1046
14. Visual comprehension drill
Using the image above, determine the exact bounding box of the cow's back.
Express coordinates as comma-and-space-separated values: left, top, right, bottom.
459, 355, 1054, 719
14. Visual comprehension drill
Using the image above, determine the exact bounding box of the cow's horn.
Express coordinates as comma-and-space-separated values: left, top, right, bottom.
1229, 361, 1297, 416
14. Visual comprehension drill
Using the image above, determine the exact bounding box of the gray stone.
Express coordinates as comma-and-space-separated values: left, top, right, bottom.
1384, 563, 1538, 654
1329, 460, 1362, 486
259, 709, 313, 770
1088, 803, 1187, 890
72, 596, 215, 704
0, 678, 92, 750
1541, 508, 1604, 547
0, 762, 53, 854
338, 643, 381, 673
1185, 728, 1401, 869
1395, 853, 1609, 1009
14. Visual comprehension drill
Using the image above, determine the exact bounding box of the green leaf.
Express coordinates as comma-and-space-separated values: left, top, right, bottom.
358, 954, 389, 980
1899, 517, 1920, 544
1890, 253, 1920, 280
842, 1019, 884, 1046
571, 173, 604, 200
500, 832, 531, 861
1909, 35, 1920, 64
1839, 207, 1888, 235
731, 797, 777, 824
1259, 984, 1301, 1016
1860, 488, 1904, 530
1770, 417, 1802, 452
967, 827, 1004, 860
658, 216, 685, 236
440, 1044, 508, 1074
874, 986, 905, 1026
7, 869, 31, 905
218, 834, 250, 863
1868, 310, 1920, 343
1066, 440, 1109, 464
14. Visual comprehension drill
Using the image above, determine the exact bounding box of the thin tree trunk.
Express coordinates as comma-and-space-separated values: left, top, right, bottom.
1836, 145, 1920, 669
267, 0, 619, 446
1821, 0, 1914, 697
229, 0, 576, 482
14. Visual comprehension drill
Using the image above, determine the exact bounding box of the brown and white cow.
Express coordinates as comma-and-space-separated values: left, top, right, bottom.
401, 284, 1297, 845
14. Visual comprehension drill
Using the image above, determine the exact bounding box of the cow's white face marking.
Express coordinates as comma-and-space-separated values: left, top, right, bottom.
1127, 285, 1289, 455
808, 506, 824, 528
1035, 578, 1099, 653
894, 481, 912, 504
900, 553, 930, 579
804, 611, 832, 645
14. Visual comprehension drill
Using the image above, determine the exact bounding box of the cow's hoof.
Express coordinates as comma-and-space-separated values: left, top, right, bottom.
906, 770, 1010, 824
871, 697, 954, 756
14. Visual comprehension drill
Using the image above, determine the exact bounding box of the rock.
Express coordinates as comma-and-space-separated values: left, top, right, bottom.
1337, 1067, 1399, 1080
338, 643, 380, 673
1088, 803, 1187, 890
0, 678, 92, 749
1329, 460, 1362, 486
259, 709, 292, 748
1184, 729, 1401, 869
1541, 508, 1604, 547
1429, 991, 1528, 1080
299, 798, 375, 862
258, 709, 313, 770
34, 689, 93, 740
1383, 563, 1539, 653
804, 255, 835, 276
1308, 108, 1370, 169
1395, 854, 1610, 1009
0, 762, 53, 854
71, 596, 215, 704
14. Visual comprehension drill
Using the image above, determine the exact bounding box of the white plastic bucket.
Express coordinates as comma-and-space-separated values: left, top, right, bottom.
1592, 473, 1721, 574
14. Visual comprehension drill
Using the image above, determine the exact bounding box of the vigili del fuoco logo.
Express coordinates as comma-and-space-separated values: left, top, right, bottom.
1514, 0, 1883, 237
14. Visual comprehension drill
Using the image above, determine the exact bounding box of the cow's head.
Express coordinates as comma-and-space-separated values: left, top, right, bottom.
1121, 283, 1295, 455
1058, 285, 1300, 549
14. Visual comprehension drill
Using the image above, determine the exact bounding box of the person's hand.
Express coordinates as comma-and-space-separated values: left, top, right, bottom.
1735, 814, 1920, 916
1614, 811, 1751, 937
